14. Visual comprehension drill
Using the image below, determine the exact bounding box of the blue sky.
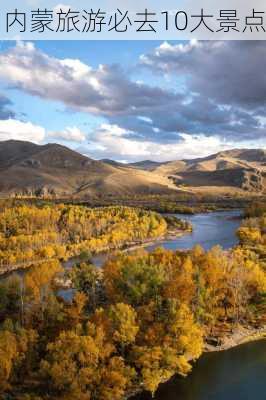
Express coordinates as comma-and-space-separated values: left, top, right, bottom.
0, 41, 159, 131
0, 40, 265, 162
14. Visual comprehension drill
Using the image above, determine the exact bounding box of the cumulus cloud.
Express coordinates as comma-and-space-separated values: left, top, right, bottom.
79, 123, 260, 162
48, 126, 86, 142
0, 117, 263, 162
140, 41, 266, 109
0, 41, 180, 117
0, 41, 265, 157
0, 119, 45, 143
138, 40, 266, 144
0, 118, 87, 146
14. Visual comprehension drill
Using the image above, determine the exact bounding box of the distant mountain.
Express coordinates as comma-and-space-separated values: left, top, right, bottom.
128, 160, 164, 171
153, 149, 266, 194
100, 159, 126, 168
101, 159, 163, 171
0, 140, 175, 197
0, 141, 265, 197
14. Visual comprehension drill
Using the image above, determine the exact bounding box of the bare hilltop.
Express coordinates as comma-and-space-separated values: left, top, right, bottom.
0, 140, 265, 197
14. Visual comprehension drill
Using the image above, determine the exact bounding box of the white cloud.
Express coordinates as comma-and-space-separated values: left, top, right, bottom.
60, 58, 92, 79
80, 124, 266, 162
0, 41, 265, 151
0, 119, 87, 146
48, 126, 86, 142
80, 123, 147, 158
0, 118, 264, 163
0, 119, 45, 143
137, 116, 153, 124
0, 41, 174, 118
140, 40, 266, 110
80, 124, 233, 162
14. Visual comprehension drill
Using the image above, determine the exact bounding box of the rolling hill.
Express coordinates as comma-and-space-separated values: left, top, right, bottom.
0, 141, 265, 197
152, 149, 266, 194
0, 140, 176, 197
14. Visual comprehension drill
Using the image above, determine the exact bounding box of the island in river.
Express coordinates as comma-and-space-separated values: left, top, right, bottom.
0, 201, 265, 400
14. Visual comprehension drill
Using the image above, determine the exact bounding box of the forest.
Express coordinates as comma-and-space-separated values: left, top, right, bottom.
238, 201, 266, 268
0, 203, 171, 274
0, 201, 265, 399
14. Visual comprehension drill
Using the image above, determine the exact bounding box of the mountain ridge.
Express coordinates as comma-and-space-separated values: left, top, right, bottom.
0, 140, 265, 197
0, 140, 176, 197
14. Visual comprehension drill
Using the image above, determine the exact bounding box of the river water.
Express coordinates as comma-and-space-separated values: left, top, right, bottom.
134, 340, 266, 400
91, 209, 242, 267
59, 209, 242, 299
145, 209, 242, 252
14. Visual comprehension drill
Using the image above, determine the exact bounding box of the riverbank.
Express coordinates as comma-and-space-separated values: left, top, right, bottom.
205, 324, 266, 353
128, 326, 266, 400
55, 227, 193, 290
0, 225, 192, 278
0, 208, 243, 278
131, 337, 266, 400
118, 226, 192, 254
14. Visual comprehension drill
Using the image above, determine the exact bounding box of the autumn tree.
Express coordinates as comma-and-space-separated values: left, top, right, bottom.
40, 325, 135, 400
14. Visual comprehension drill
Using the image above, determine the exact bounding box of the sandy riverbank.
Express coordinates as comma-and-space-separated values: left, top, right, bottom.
204, 325, 266, 353
118, 228, 192, 254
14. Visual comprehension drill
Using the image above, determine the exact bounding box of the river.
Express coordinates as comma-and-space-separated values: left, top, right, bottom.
2, 209, 242, 297
91, 209, 242, 267
133, 340, 266, 400
145, 209, 242, 252
59, 209, 242, 299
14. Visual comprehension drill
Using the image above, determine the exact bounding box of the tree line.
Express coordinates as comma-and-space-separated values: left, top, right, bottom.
0, 203, 168, 272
